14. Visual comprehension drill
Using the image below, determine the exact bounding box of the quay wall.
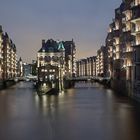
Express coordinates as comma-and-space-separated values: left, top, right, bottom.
0, 80, 16, 89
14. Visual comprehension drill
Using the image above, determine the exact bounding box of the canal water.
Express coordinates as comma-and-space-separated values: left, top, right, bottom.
0, 81, 140, 140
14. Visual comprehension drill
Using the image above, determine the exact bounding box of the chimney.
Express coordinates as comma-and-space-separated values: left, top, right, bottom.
0, 25, 2, 32
42, 39, 45, 47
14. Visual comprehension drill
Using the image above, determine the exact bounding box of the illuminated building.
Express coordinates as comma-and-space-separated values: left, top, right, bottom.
76, 59, 87, 77
106, 23, 114, 78
131, 0, 140, 82
37, 39, 65, 68
0, 26, 3, 80
87, 56, 96, 77
17, 57, 23, 77
63, 39, 76, 77
106, 1, 134, 81
76, 56, 96, 77
37, 39, 65, 88
96, 46, 108, 77
37, 39, 76, 79
105, 0, 140, 96
121, 1, 134, 81
2, 32, 17, 80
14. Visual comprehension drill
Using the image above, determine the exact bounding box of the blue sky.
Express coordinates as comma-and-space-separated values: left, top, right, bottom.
0, 0, 122, 62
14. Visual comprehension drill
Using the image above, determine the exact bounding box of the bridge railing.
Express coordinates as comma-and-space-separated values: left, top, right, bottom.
66, 76, 111, 82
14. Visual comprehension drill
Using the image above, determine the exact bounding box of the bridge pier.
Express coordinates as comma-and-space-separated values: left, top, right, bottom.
63, 79, 75, 89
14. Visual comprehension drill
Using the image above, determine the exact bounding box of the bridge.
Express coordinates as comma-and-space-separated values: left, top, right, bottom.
64, 76, 111, 88
66, 76, 110, 82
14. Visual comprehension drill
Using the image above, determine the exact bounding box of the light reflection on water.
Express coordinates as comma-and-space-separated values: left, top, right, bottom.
0, 81, 140, 140
34, 89, 76, 117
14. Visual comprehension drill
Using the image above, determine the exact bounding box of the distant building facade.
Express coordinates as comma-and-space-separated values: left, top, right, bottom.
23, 63, 32, 77
31, 60, 37, 76
96, 46, 108, 77
76, 59, 87, 77
63, 40, 76, 77
76, 56, 96, 77
17, 57, 23, 77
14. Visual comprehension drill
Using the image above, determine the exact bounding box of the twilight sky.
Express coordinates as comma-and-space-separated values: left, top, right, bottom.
0, 0, 122, 63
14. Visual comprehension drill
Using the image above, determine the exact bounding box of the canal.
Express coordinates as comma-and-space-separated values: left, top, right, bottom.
0, 81, 140, 140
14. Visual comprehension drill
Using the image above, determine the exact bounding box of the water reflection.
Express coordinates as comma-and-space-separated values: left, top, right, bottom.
34, 89, 75, 117
34, 94, 58, 116
0, 82, 140, 140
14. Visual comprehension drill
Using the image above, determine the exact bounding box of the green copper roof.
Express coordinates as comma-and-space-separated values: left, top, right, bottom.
58, 41, 65, 51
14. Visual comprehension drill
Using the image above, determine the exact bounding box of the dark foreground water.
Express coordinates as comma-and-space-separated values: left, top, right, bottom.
0, 82, 140, 140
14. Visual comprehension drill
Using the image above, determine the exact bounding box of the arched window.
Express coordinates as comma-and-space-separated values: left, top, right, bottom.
39, 56, 43, 61
45, 56, 51, 62
52, 56, 58, 62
